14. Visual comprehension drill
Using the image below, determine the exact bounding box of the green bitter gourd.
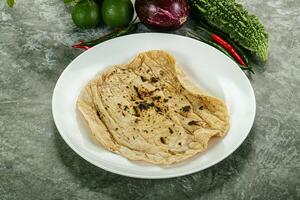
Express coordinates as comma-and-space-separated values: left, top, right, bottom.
189, 0, 269, 61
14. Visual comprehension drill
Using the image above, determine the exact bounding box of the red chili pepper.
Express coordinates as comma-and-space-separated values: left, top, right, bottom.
211, 34, 246, 66
196, 26, 247, 67
71, 41, 92, 50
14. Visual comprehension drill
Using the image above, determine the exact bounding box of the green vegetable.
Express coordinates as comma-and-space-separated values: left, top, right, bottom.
71, 0, 101, 29
189, 0, 269, 61
101, 0, 134, 28
6, 0, 15, 7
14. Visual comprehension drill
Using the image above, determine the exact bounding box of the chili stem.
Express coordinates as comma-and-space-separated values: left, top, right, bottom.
72, 22, 138, 49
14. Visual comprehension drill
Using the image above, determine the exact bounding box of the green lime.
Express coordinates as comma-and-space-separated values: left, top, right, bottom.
101, 0, 134, 28
72, 0, 101, 29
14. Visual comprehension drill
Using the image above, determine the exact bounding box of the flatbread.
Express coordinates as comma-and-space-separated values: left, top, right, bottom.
77, 50, 229, 165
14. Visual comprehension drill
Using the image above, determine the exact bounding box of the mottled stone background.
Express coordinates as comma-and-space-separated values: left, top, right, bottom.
0, 0, 299, 199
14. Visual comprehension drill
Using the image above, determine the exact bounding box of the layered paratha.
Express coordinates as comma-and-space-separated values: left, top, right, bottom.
77, 50, 229, 165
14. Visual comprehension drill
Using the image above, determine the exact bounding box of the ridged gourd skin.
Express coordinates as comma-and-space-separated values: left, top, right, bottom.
189, 0, 269, 61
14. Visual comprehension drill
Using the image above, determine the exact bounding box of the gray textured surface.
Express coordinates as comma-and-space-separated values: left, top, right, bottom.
0, 0, 299, 199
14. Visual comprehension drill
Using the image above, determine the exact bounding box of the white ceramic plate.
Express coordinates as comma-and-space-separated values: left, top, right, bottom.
52, 33, 256, 179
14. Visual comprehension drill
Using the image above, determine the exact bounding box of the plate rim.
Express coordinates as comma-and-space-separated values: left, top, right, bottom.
52, 32, 256, 179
